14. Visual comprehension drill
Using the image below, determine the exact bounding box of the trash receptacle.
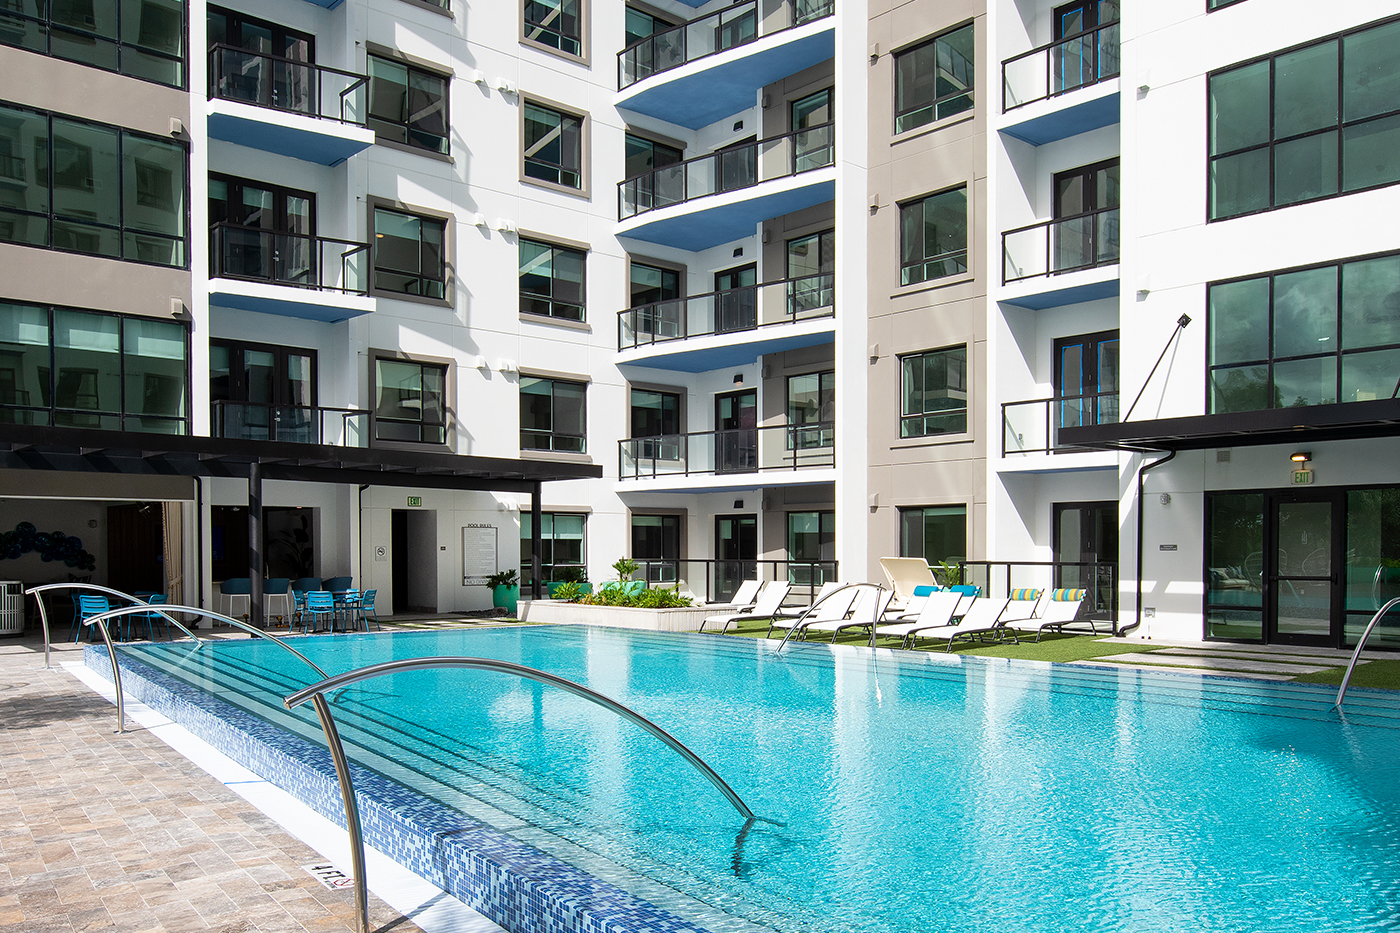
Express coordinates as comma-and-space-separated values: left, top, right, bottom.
0, 581, 23, 635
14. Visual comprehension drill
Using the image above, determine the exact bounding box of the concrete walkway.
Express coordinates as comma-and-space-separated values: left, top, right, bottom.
1072, 637, 1377, 681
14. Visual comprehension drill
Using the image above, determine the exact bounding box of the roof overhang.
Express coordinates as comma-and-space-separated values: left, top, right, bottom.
0, 424, 602, 494
1059, 399, 1400, 453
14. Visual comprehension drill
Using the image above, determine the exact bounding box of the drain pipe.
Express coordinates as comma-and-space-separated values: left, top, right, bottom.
1122, 449, 1176, 638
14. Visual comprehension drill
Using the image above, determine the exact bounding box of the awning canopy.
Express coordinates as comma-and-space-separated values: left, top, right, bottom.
0, 423, 602, 492
1059, 398, 1400, 453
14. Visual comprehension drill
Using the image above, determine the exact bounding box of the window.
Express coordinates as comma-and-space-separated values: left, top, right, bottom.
373, 358, 446, 444
1208, 252, 1400, 413
0, 0, 185, 87
1052, 1, 1119, 96
1208, 16, 1400, 220
787, 229, 834, 314
1055, 331, 1119, 430
629, 260, 679, 307
520, 376, 585, 452
901, 346, 967, 437
632, 513, 680, 584
1052, 158, 1119, 272
894, 23, 974, 134
791, 88, 833, 171
900, 506, 967, 568
630, 387, 680, 459
368, 54, 448, 155
0, 301, 187, 433
523, 0, 581, 57
788, 511, 834, 586
208, 8, 315, 116
1208, 0, 1247, 9
787, 371, 834, 449
524, 102, 583, 190
0, 104, 187, 267
624, 7, 672, 48
899, 187, 967, 286
520, 512, 586, 586
621, 133, 683, 215
373, 207, 446, 299
209, 175, 315, 286
210, 340, 316, 442
519, 239, 585, 321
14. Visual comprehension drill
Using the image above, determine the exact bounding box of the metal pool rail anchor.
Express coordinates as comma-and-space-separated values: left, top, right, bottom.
27, 582, 203, 671
773, 582, 885, 654
1335, 596, 1400, 709
80, 604, 329, 734
284, 656, 779, 933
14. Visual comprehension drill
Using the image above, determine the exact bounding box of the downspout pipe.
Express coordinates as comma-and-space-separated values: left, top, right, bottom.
1122, 449, 1176, 638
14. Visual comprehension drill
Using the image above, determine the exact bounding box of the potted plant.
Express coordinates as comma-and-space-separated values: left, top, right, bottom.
547, 565, 590, 599
485, 569, 519, 614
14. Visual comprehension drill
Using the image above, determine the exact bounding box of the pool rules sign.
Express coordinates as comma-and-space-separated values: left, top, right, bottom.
462, 524, 497, 585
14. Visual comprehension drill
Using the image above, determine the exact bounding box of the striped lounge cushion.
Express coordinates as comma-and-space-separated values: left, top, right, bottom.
1009, 588, 1041, 601
1051, 588, 1086, 601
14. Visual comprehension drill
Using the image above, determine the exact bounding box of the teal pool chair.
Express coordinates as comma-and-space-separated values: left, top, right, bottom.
358, 589, 380, 631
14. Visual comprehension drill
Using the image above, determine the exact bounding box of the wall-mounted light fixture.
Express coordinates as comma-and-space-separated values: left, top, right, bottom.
1291, 451, 1311, 463
733, 373, 744, 385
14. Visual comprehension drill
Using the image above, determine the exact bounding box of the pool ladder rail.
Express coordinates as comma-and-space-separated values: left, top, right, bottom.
1335, 596, 1400, 709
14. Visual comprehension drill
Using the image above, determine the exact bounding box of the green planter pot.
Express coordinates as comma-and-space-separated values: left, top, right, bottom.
546, 581, 593, 598
492, 584, 519, 615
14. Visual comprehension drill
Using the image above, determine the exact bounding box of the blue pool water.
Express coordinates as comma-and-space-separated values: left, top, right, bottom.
114, 627, 1400, 933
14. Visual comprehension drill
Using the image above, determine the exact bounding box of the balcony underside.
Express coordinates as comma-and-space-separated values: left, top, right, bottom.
996, 452, 1120, 474
299, 0, 343, 8
616, 468, 835, 496
617, 27, 835, 129
1000, 87, 1119, 147
210, 278, 374, 323
999, 267, 1119, 310
618, 174, 834, 251
618, 316, 835, 373
208, 102, 374, 166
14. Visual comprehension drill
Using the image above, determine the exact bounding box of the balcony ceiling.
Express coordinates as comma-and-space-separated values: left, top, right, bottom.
999, 274, 1118, 311
1000, 89, 1120, 147
617, 29, 835, 128
618, 320, 835, 373
618, 175, 834, 251
207, 102, 374, 166
210, 279, 375, 324
616, 469, 836, 496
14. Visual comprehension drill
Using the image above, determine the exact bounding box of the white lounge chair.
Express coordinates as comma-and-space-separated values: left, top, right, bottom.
700, 581, 792, 634
879, 557, 938, 612
1013, 588, 1087, 641
872, 590, 963, 647
767, 585, 859, 639
906, 597, 1013, 652
803, 587, 894, 643
775, 580, 844, 619
709, 578, 761, 609
999, 588, 1047, 626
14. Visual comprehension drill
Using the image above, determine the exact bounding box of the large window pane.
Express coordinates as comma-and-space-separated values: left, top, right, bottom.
1345, 489, 1400, 647
375, 359, 446, 444
1272, 267, 1337, 359
524, 103, 582, 189
1210, 364, 1270, 413
1342, 20, 1400, 122
1209, 61, 1269, 155
1273, 130, 1338, 206
1341, 114, 1400, 193
1206, 492, 1264, 640
895, 24, 974, 134
1209, 277, 1269, 365
123, 316, 185, 432
1274, 42, 1338, 139
519, 238, 585, 321
1272, 356, 1336, 407
374, 208, 445, 298
900, 188, 967, 286
1341, 254, 1400, 351
901, 347, 967, 437
0, 105, 49, 246
523, 0, 580, 56
900, 506, 966, 567
52, 119, 120, 228
520, 376, 586, 452
1210, 148, 1270, 219
0, 302, 50, 424
1341, 348, 1400, 404
53, 309, 120, 428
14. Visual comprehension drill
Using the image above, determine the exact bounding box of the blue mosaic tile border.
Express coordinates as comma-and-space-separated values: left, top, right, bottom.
84, 646, 718, 933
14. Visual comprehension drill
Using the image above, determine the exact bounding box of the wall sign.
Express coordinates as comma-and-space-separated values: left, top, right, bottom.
1292, 469, 1314, 485
462, 524, 497, 585
406, 496, 422, 507
1159, 544, 1178, 551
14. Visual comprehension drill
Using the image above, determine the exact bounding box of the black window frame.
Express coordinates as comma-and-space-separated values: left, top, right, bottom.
208, 172, 317, 284
1207, 0, 1247, 9
367, 52, 450, 155
520, 510, 587, 586
519, 237, 586, 322
0, 102, 189, 269
787, 369, 834, 449
523, 0, 582, 58
371, 206, 447, 300
1206, 249, 1400, 415
899, 345, 968, 438
898, 186, 968, 287
524, 101, 585, 191
1207, 13, 1400, 221
0, 299, 190, 434
371, 355, 448, 446
893, 21, 975, 135
0, 0, 188, 89
520, 375, 587, 453
1054, 329, 1119, 432
898, 505, 968, 567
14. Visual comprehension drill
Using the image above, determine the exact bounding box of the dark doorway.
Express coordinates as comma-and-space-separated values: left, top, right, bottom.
107, 503, 163, 595
391, 509, 438, 614
210, 339, 317, 442
1053, 500, 1118, 621
714, 263, 757, 332
1267, 490, 1343, 646
211, 505, 314, 581
715, 389, 757, 473
392, 509, 408, 613
715, 514, 757, 602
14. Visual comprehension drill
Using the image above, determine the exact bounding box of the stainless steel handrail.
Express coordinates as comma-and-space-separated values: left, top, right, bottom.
26, 582, 202, 671
1335, 596, 1400, 708
773, 582, 881, 653
81, 604, 330, 734
285, 656, 778, 933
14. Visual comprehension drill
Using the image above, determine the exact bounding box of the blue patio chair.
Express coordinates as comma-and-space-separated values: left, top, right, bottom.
291, 589, 309, 628
131, 593, 169, 641
335, 589, 361, 630
72, 594, 110, 642
219, 577, 251, 618
303, 590, 336, 634
263, 577, 292, 624
358, 589, 380, 631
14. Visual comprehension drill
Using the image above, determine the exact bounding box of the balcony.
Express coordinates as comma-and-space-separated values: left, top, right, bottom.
208, 223, 375, 323
617, 275, 835, 371
617, 125, 834, 250
616, 0, 835, 128
1000, 397, 1120, 472
619, 422, 835, 490
1000, 21, 1120, 146
1000, 208, 1119, 309
207, 45, 373, 165
211, 401, 369, 446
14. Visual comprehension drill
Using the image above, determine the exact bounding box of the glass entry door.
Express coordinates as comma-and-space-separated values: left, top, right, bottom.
1053, 500, 1117, 619
715, 514, 757, 602
715, 389, 757, 473
1268, 491, 1342, 646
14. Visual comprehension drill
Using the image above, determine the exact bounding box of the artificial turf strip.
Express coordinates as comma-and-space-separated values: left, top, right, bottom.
1291, 659, 1400, 690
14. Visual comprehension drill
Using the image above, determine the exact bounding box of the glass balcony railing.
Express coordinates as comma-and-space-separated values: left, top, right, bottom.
1002, 396, 1119, 456
1001, 21, 1120, 112
618, 0, 834, 90
208, 44, 367, 126
211, 400, 369, 447
618, 274, 834, 351
620, 422, 834, 480
210, 223, 371, 295
1002, 207, 1120, 284
619, 122, 834, 221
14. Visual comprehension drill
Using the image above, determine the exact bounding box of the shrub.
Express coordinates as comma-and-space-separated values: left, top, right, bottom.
579, 585, 691, 608
551, 581, 587, 602
612, 557, 638, 580
485, 569, 518, 588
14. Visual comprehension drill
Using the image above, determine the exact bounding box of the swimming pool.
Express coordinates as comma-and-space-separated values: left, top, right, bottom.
96, 626, 1400, 933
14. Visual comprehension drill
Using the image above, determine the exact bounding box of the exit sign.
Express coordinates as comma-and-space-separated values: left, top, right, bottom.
406, 496, 422, 507
1292, 469, 1314, 485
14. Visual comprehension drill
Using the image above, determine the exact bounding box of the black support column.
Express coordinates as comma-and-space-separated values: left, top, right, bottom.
248, 460, 263, 628
530, 481, 542, 600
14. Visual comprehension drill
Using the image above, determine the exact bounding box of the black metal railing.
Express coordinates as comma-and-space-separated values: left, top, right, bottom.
619, 421, 835, 480
210, 223, 371, 295
1001, 21, 1120, 112
1002, 396, 1119, 455
208, 44, 368, 125
618, 121, 834, 221
211, 400, 369, 446
618, 274, 834, 350
1002, 207, 1120, 284
959, 559, 1119, 629
618, 0, 833, 90
629, 558, 839, 604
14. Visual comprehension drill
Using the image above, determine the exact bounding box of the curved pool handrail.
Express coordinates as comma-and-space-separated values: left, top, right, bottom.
1335, 596, 1400, 708
285, 655, 776, 933
773, 582, 884, 654
26, 582, 203, 670
81, 604, 330, 735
